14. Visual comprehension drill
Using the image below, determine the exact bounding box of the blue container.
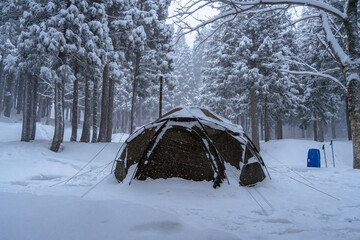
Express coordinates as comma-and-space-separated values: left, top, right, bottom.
307, 149, 321, 168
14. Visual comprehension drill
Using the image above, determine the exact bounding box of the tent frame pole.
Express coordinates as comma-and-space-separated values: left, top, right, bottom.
129, 120, 169, 185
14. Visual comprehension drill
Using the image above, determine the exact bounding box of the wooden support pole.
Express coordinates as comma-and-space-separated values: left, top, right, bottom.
159, 76, 163, 118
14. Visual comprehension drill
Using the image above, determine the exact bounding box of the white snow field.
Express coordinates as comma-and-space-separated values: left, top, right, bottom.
0, 118, 359, 240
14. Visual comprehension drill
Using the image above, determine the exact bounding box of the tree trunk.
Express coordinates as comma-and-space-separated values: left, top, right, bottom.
313, 120, 318, 142
50, 77, 64, 152
21, 74, 31, 142
137, 97, 143, 126
250, 87, 260, 151
13, 76, 18, 110
106, 75, 114, 142
343, 0, 360, 169
65, 107, 69, 121
36, 95, 45, 122
121, 109, 126, 133
78, 108, 81, 127
50, 51, 68, 151
159, 76, 163, 118
45, 100, 52, 125
244, 117, 249, 135
0, 63, 4, 112
348, 80, 360, 169
41, 98, 47, 118
260, 113, 264, 141
80, 77, 91, 142
16, 77, 24, 114
318, 121, 324, 142
275, 114, 283, 140
3, 73, 15, 118
91, 77, 98, 143
264, 106, 270, 142
130, 52, 141, 134
331, 121, 336, 139
30, 76, 38, 140
345, 96, 352, 140
98, 64, 109, 142
60, 79, 65, 144
21, 73, 37, 141
236, 115, 240, 125
70, 78, 78, 142
115, 110, 121, 133
98, 64, 114, 142
301, 128, 305, 138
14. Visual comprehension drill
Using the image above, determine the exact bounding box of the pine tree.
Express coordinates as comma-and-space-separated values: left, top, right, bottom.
295, 10, 344, 142
17, 0, 50, 142
192, 28, 209, 103
201, 8, 299, 149
173, 29, 196, 106
98, 0, 133, 140
117, 0, 173, 133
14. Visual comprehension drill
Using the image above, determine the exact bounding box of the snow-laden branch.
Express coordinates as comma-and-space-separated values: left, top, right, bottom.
281, 69, 347, 93
227, 0, 346, 19
320, 11, 350, 67
316, 34, 338, 62
173, 0, 347, 40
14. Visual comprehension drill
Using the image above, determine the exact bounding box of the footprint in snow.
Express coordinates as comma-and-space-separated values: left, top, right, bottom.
10, 181, 29, 186
29, 174, 62, 181
132, 221, 182, 234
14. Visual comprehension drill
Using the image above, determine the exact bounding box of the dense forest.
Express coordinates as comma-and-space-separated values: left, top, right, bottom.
0, 0, 174, 152
0, 0, 359, 168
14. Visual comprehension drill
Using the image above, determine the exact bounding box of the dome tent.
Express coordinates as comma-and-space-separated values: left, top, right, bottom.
114, 107, 269, 188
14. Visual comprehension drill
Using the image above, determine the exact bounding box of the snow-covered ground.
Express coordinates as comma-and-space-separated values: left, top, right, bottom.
0, 118, 359, 240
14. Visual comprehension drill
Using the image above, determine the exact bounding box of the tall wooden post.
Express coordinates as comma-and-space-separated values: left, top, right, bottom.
159, 76, 163, 118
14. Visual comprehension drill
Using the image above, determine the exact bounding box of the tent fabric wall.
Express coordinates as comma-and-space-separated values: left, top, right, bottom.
114, 107, 267, 187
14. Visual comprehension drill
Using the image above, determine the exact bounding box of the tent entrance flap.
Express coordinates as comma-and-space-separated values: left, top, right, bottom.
239, 162, 266, 186
137, 126, 215, 181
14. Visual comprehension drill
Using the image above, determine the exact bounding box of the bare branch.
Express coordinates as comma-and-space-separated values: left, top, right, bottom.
289, 59, 319, 73
238, 5, 289, 14
329, 17, 346, 39
193, 13, 238, 48
170, 1, 214, 20
290, 14, 320, 26
176, 9, 238, 36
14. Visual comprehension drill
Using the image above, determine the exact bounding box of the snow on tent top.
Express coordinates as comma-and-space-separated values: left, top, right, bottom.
114, 107, 267, 188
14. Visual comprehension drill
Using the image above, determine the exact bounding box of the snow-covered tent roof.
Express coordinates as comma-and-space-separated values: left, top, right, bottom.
158, 106, 244, 134
114, 107, 267, 188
